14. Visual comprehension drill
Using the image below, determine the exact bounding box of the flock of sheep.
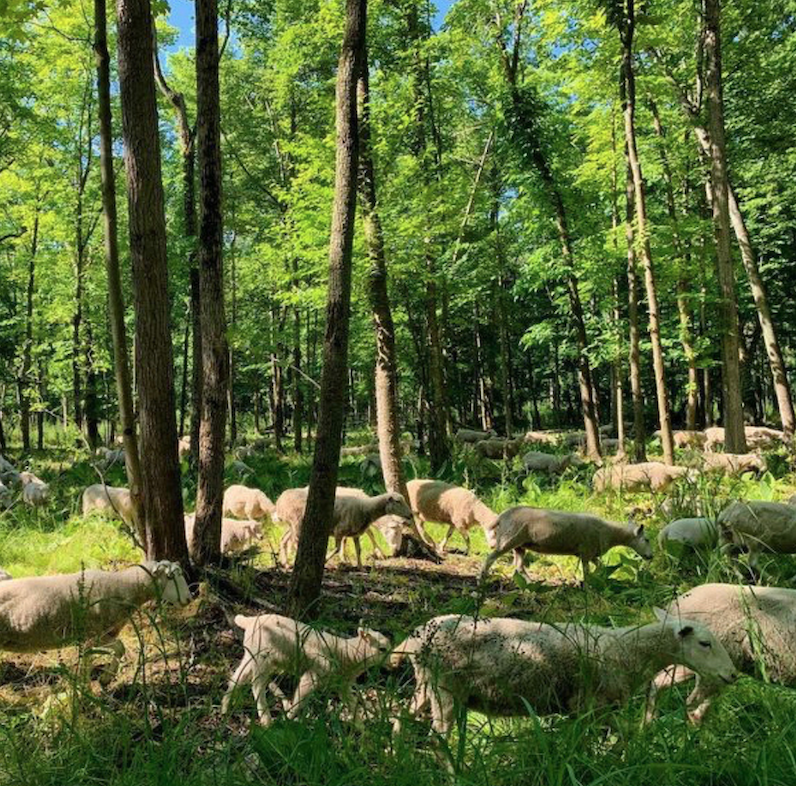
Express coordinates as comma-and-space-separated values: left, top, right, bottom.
2, 420, 796, 760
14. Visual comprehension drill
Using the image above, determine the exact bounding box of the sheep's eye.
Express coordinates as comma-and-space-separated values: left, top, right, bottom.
699, 641, 712, 648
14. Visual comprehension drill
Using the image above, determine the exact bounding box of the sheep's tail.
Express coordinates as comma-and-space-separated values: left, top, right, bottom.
234, 614, 256, 630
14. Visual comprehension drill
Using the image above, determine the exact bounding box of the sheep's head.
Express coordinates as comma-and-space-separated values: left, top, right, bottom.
384, 492, 413, 520
653, 608, 738, 686
627, 522, 653, 560
151, 561, 192, 607
374, 514, 405, 554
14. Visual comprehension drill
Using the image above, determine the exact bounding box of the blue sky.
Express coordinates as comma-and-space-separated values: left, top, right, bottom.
166, 0, 456, 52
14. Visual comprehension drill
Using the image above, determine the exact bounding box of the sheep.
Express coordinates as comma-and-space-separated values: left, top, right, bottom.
406, 479, 497, 554
234, 445, 257, 461
20, 471, 49, 507
229, 460, 254, 478
0, 454, 15, 475
717, 500, 796, 573
0, 569, 11, 581
221, 613, 391, 725
183, 513, 263, 558
223, 484, 274, 522
600, 438, 625, 455
0, 480, 11, 510
562, 431, 587, 449
390, 611, 737, 740
704, 426, 787, 453
702, 452, 767, 476
95, 446, 125, 469
480, 506, 652, 584
524, 430, 563, 446
789, 495, 796, 507
82, 484, 133, 524
340, 444, 378, 457
592, 461, 691, 493
654, 430, 707, 450
522, 451, 582, 475
454, 428, 495, 444
276, 486, 414, 568
647, 583, 796, 723
0, 561, 191, 684
474, 437, 524, 460
178, 436, 191, 461
658, 518, 718, 552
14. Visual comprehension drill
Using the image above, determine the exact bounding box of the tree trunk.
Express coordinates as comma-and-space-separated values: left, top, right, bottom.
357, 52, 408, 503
117, 0, 187, 562
84, 321, 101, 449
620, 2, 674, 464
228, 238, 238, 447
292, 306, 303, 453
703, 0, 746, 452
192, 0, 230, 567
179, 313, 190, 435
19, 213, 39, 454
287, 0, 365, 619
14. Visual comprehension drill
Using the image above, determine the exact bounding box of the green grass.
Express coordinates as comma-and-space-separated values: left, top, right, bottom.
2, 434, 796, 785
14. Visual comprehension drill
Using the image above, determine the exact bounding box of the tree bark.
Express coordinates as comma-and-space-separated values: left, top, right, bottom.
702, 0, 746, 452
287, 0, 365, 618
117, 0, 187, 562
19, 213, 38, 454
192, 0, 230, 566
620, 0, 674, 464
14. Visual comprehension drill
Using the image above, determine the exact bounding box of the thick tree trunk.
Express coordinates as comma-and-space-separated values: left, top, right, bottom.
117, 0, 188, 562
620, 3, 674, 464
703, 0, 746, 452
357, 53, 408, 503
192, 0, 230, 566
287, 0, 365, 618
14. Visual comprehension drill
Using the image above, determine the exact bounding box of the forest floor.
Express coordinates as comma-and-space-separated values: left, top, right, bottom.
2, 434, 796, 785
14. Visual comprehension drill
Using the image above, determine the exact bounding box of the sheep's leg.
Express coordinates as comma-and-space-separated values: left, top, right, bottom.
364, 528, 386, 559
279, 530, 293, 569
222, 655, 256, 714
325, 537, 345, 566
643, 665, 695, 724
512, 548, 533, 581
97, 638, 125, 686
287, 671, 322, 720
462, 529, 471, 555
438, 525, 456, 554
685, 675, 722, 724
353, 536, 363, 568
252, 672, 275, 726
581, 559, 590, 587
416, 517, 437, 549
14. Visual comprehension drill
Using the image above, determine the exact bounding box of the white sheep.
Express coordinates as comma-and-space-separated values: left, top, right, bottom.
0, 561, 191, 683
223, 484, 274, 522
647, 583, 796, 723
0, 454, 15, 475
20, 471, 49, 507
276, 486, 413, 568
406, 479, 497, 554
702, 452, 767, 476
221, 613, 391, 725
0, 480, 11, 510
95, 446, 125, 469
391, 612, 737, 739
704, 426, 787, 453
592, 462, 691, 493
82, 484, 133, 524
658, 517, 718, 552
480, 506, 653, 584
522, 451, 583, 474
474, 438, 524, 460
454, 428, 496, 444
184, 513, 263, 558
524, 430, 564, 447
178, 436, 191, 461
718, 501, 796, 573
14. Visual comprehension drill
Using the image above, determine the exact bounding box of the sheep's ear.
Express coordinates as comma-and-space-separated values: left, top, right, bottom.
677, 624, 694, 639
634, 523, 645, 537
652, 607, 669, 623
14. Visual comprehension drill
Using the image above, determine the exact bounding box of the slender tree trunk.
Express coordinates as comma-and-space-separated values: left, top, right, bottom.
192, 0, 230, 566
72, 237, 84, 433
287, 0, 365, 618
179, 313, 190, 435
620, 2, 674, 464
84, 321, 101, 449
117, 0, 187, 562
228, 238, 238, 446
357, 52, 408, 503
292, 306, 303, 452
19, 213, 39, 454
703, 0, 746, 452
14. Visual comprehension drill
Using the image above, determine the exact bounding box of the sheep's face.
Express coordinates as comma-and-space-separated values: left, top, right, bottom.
661, 615, 738, 685
357, 627, 392, 660
153, 562, 192, 606
384, 492, 413, 520
375, 515, 404, 554
628, 523, 653, 560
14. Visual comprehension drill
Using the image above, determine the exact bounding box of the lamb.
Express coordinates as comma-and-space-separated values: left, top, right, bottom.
20, 471, 49, 507
276, 486, 414, 568
704, 425, 787, 453
480, 506, 652, 584
654, 430, 707, 450
82, 484, 133, 524
390, 611, 737, 739
647, 584, 796, 723
524, 430, 563, 446
522, 451, 582, 475
658, 517, 718, 552
0, 561, 191, 683
592, 461, 691, 493
178, 436, 191, 461
717, 500, 796, 572
406, 479, 497, 554
223, 484, 274, 521
454, 428, 496, 444
702, 452, 767, 476
474, 437, 524, 460
221, 613, 391, 725
184, 513, 263, 558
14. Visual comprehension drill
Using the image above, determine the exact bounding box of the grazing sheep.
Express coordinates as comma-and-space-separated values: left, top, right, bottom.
178, 437, 191, 461
789, 495, 796, 507
702, 427, 725, 452
600, 438, 625, 455
221, 613, 391, 725
654, 430, 707, 450
0, 455, 15, 475
702, 452, 767, 476
562, 431, 587, 449
648, 584, 796, 723
474, 438, 524, 460
704, 426, 787, 453
592, 462, 691, 493
658, 518, 718, 552
391, 611, 737, 739
341, 444, 378, 457
480, 506, 652, 583
20, 472, 49, 507
184, 514, 263, 558
522, 451, 582, 475
234, 445, 257, 461
718, 501, 796, 573
223, 484, 274, 522
455, 428, 496, 444
82, 484, 133, 524
0, 561, 191, 683
406, 479, 497, 554
276, 487, 413, 568
0, 480, 11, 509
95, 446, 125, 469
524, 430, 564, 446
